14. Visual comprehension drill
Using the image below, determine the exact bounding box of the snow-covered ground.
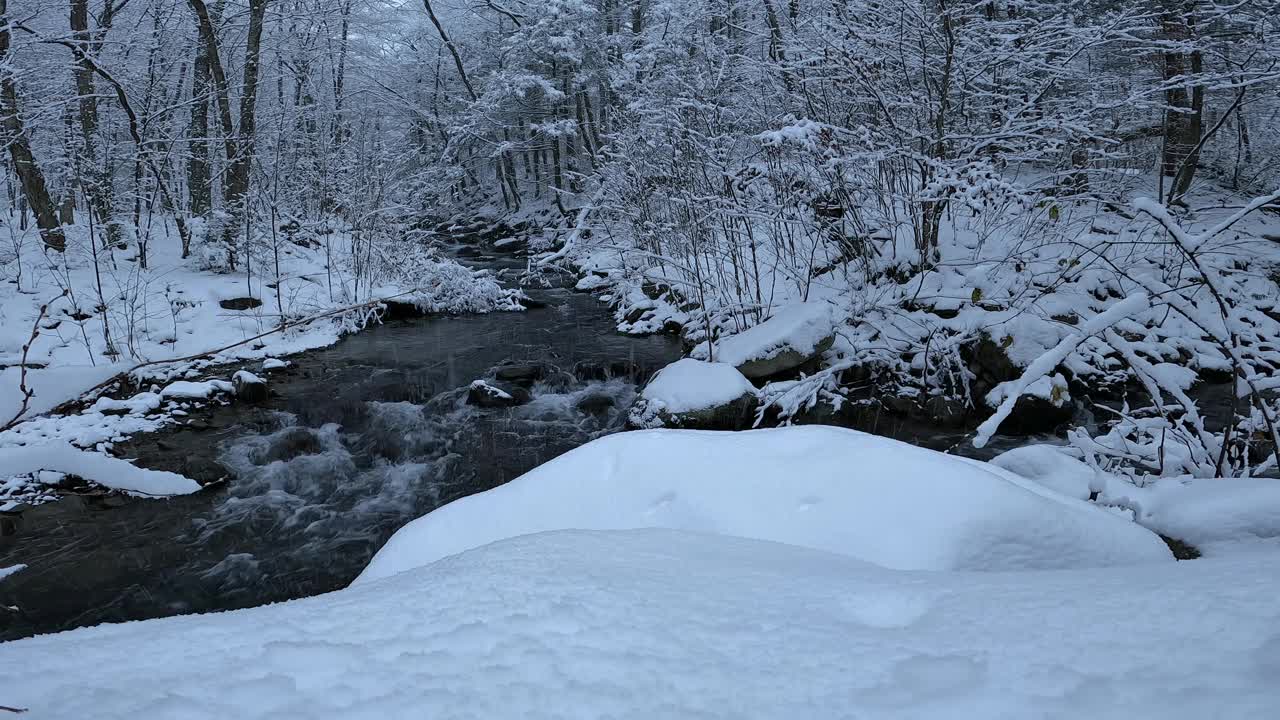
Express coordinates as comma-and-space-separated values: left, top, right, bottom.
3, 529, 1277, 719
0, 221, 521, 506
5, 427, 1277, 718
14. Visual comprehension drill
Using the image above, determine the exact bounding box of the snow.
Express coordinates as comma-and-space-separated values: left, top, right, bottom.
985, 372, 1070, 409
262, 358, 291, 370
1130, 477, 1280, 556
639, 358, 754, 413
232, 370, 264, 385
2, 528, 1276, 719
159, 379, 234, 400
0, 363, 128, 423
359, 427, 1170, 584
990, 444, 1097, 500
0, 441, 200, 496
974, 292, 1149, 448
703, 301, 836, 367
89, 392, 162, 416
993, 443, 1280, 556
0, 564, 25, 582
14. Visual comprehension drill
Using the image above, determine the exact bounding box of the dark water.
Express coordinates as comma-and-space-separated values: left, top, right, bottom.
0, 263, 681, 641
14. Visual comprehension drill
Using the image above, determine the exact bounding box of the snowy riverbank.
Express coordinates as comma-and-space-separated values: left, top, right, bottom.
0, 221, 523, 507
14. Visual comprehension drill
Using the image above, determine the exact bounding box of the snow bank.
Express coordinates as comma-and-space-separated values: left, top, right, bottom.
639, 359, 755, 413
1135, 478, 1280, 555
706, 302, 836, 371
0, 442, 200, 497
359, 427, 1170, 583
3, 529, 1276, 719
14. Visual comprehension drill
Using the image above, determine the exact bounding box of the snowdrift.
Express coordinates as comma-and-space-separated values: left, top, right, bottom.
359, 426, 1171, 583
3, 529, 1276, 719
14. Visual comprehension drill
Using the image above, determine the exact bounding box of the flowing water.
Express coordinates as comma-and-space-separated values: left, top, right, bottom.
0, 258, 682, 641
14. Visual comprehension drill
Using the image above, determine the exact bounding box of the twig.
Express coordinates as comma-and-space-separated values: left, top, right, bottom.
0, 290, 69, 432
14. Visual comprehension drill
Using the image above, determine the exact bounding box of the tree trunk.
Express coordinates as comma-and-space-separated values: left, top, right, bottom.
0, 0, 65, 252
1160, 5, 1199, 201
70, 0, 119, 245
188, 23, 212, 228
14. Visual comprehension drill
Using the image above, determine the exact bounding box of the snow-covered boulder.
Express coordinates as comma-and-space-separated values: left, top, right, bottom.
232, 370, 268, 403
359, 426, 1172, 583
705, 302, 837, 379
466, 379, 530, 408
628, 359, 756, 430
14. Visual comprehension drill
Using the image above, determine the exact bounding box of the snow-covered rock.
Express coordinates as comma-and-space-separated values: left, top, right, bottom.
360, 426, 1171, 583
2, 529, 1276, 719
705, 302, 837, 379
232, 370, 268, 403
0, 442, 200, 496
262, 357, 291, 371
159, 379, 234, 400
628, 359, 756, 430
466, 379, 530, 408
89, 392, 162, 417
983, 372, 1075, 434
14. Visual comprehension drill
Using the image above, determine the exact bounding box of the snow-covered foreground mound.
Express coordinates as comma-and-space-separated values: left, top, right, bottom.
360, 427, 1170, 583
3, 529, 1276, 719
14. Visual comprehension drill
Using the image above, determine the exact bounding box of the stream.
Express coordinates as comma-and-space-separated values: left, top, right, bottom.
0, 255, 683, 641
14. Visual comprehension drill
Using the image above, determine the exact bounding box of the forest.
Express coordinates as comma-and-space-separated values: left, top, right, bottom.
1, 1, 1279, 717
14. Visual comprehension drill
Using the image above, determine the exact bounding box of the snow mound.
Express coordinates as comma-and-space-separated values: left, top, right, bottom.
0, 441, 200, 496
990, 444, 1096, 500
359, 427, 1170, 583
640, 359, 755, 413
709, 301, 836, 369
3, 529, 1276, 719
